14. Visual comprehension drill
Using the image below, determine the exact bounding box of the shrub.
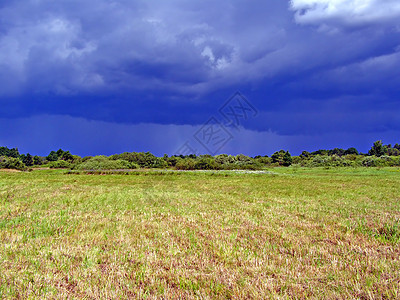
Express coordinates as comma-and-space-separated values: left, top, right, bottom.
111, 152, 159, 168
0, 156, 27, 171
282, 151, 292, 167
81, 156, 93, 162
33, 155, 45, 165
235, 154, 252, 162
291, 156, 302, 165
48, 160, 72, 169
175, 158, 196, 170
0, 147, 20, 158
235, 162, 263, 170
361, 156, 386, 167
194, 157, 220, 170
215, 154, 236, 165
74, 156, 138, 170
254, 156, 272, 165
308, 155, 330, 167
343, 154, 358, 161
271, 150, 286, 165
150, 157, 168, 168
379, 155, 399, 166
166, 156, 179, 167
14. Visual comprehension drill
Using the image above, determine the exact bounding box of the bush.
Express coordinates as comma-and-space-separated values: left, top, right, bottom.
0, 147, 20, 158
236, 162, 264, 170
361, 156, 386, 167
235, 154, 252, 162
110, 152, 161, 168
282, 151, 292, 167
215, 154, 236, 165
254, 156, 272, 165
291, 156, 302, 165
307, 155, 330, 167
74, 156, 138, 170
81, 156, 93, 162
194, 157, 220, 170
379, 155, 399, 166
0, 156, 27, 171
33, 155, 45, 165
150, 157, 168, 168
271, 150, 286, 165
48, 160, 72, 169
166, 156, 179, 167
175, 158, 196, 170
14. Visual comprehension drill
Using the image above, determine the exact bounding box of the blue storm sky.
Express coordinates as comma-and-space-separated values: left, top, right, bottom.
0, 0, 399, 156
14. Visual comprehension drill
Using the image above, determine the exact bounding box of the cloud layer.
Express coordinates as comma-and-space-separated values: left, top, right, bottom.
0, 0, 399, 154
291, 0, 400, 28
1, 0, 398, 99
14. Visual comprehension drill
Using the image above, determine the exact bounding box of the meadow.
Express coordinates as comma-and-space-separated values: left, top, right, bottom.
0, 167, 399, 299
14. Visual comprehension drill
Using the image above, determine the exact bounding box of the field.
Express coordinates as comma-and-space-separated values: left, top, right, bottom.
0, 168, 399, 299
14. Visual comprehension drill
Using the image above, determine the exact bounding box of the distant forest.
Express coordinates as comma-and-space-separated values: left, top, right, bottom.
1, 140, 400, 171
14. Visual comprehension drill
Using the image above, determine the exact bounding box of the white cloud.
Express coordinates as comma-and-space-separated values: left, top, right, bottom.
201, 46, 216, 63
290, 0, 400, 27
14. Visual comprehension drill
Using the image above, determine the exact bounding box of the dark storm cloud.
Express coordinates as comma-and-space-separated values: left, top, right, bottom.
1, 0, 398, 99
0, 0, 399, 154
0, 1, 306, 96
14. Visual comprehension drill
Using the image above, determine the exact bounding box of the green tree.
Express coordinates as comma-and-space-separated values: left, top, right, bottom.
166, 156, 179, 167
329, 148, 345, 156
271, 150, 286, 165
311, 149, 329, 156
60, 151, 74, 162
33, 155, 43, 165
175, 158, 196, 170
151, 157, 168, 168
46, 151, 58, 162
387, 148, 400, 156
300, 151, 310, 158
0, 147, 20, 158
56, 149, 65, 158
344, 147, 359, 155
283, 151, 292, 167
215, 154, 235, 165
194, 156, 219, 170
369, 140, 385, 157
0, 156, 27, 171
23, 153, 34, 166
235, 154, 251, 162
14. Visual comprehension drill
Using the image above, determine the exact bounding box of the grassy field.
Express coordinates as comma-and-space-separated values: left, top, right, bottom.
0, 168, 399, 299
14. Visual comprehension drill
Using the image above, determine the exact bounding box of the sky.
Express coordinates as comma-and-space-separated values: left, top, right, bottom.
0, 0, 399, 157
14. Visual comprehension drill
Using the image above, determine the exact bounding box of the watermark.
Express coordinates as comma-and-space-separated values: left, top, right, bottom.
176, 92, 258, 156
219, 92, 258, 128
175, 141, 199, 157
193, 117, 234, 155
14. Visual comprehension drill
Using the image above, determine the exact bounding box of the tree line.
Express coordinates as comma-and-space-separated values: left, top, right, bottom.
1, 140, 400, 171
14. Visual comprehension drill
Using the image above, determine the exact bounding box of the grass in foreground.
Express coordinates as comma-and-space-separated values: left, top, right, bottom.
0, 168, 399, 299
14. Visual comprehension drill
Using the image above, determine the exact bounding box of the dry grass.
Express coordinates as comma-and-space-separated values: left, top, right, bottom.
0, 168, 399, 299
0, 169, 22, 173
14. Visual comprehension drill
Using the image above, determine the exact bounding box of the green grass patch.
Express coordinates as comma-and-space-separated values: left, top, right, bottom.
0, 168, 399, 298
